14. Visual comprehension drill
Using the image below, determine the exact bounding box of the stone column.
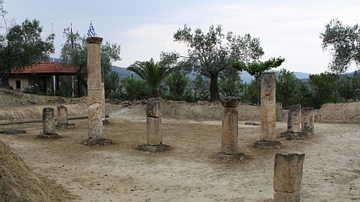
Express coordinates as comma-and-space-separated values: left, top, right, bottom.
273, 153, 305, 202
146, 98, 162, 145
38, 107, 61, 138
56, 105, 75, 129
287, 104, 302, 133
101, 82, 109, 124
281, 104, 302, 139
82, 37, 111, 146
137, 98, 170, 152
301, 107, 314, 134
220, 97, 240, 155
254, 72, 281, 148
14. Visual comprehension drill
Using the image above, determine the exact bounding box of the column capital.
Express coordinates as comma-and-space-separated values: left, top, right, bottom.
220, 96, 241, 107
87, 37, 103, 44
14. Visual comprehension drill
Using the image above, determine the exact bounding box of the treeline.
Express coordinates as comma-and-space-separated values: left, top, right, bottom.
56, 69, 360, 109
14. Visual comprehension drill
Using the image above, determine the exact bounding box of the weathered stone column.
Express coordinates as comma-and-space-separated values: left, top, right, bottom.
82, 37, 111, 146
56, 105, 75, 129
287, 104, 302, 133
301, 107, 314, 134
38, 107, 62, 138
146, 98, 162, 145
138, 98, 170, 152
220, 97, 240, 155
101, 82, 109, 124
281, 104, 302, 140
254, 72, 281, 148
273, 153, 305, 202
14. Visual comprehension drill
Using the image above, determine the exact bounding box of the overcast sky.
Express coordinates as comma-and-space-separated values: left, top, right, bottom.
3, 0, 360, 74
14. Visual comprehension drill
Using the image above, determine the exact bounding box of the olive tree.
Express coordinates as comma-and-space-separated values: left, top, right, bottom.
174, 24, 264, 101
320, 19, 360, 73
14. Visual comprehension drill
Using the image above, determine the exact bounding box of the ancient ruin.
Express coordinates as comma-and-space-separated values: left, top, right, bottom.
301, 107, 314, 134
101, 82, 109, 125
281, 105, 314, 140
254, 72, 281, 148
82, 37, 111, 146
273, 153, 305, 202
38, 107, 62, 138
220, 97, 240, 154
216, 96, 245, 160
56, 105, 75, 129
138, 98, 170, 152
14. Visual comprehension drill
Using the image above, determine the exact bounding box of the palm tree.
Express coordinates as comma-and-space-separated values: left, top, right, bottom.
127, 58, 173, 97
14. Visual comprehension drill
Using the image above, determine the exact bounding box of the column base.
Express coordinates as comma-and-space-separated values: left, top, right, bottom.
37, 133, 63, 139
280, 131, 309, 140
254, 140, 282, 149
102, 119, 110, 125
274, 191, 301, 202
81, 138, 112, 146
0, 129, 26, 135
56, 123, 76, 129
137, 144, 170, 152
214, 152, 245, 161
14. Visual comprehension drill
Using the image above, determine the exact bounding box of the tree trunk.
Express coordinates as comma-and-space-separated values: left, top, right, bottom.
1, 76, 9, 88
209, 73, 220, 102
77, 75, 82, 97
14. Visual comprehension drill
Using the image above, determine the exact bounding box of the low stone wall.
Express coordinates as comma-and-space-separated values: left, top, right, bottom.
0, 103, 88, 124
161, 100, 261, 121
2, 89, 359, 124
318, 102, 360, 124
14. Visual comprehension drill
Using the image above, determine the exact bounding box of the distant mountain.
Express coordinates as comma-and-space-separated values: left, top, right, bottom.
111, 66, 139, 80
111, 65, 312, 83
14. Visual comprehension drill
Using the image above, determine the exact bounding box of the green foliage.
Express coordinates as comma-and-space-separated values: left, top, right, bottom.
240, 80, 258, 104
118, 77, 151, 100
60, 27, 121, 96
233, 57, 285, 78
232, 57, 285, 105
335, 76, 360, 101
308, 72, 338, 108
218, 70, 243, 97
127, 58, 173, 97
104, 71, 120, 98
23, 83, 41, 94
174, 24, 264, 101
164, 71, 190, 100
320, 19, 360, 73
0, 19, 54, 87
276, 68, 301, 109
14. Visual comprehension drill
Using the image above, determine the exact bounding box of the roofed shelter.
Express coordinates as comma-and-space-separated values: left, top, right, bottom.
9, 62, 77, 95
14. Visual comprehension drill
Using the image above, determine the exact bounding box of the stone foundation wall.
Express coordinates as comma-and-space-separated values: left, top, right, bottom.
161, 101, 261, 121
318, 102, 360, 124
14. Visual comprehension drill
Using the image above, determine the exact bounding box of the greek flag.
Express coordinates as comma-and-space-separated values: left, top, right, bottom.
87, 22, 96, 37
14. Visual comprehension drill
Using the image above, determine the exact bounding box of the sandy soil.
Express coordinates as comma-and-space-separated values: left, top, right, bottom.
1, 107, 360, 202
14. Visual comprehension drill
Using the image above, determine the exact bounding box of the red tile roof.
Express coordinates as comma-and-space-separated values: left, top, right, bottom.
11, 62, 77, 74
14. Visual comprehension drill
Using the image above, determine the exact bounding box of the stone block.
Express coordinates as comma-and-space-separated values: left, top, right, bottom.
88, 103, 103, 140
221, 107, 238, 154
260, 72, 277, 142
57, 105, 68, 125
146, 98, 161, 118
301, 107, 314, 134
273, 153, 305, 193
42, 107, 56, 135
220, 96, 241, 108
147, 117, 162, 145
287, 105, 302, 133
273, 191, 301, 202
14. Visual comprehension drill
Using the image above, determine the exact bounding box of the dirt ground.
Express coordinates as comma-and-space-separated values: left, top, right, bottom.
1, 90, 360, 201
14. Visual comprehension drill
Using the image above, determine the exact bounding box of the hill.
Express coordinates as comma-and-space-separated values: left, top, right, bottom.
111, 65, 311, 83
